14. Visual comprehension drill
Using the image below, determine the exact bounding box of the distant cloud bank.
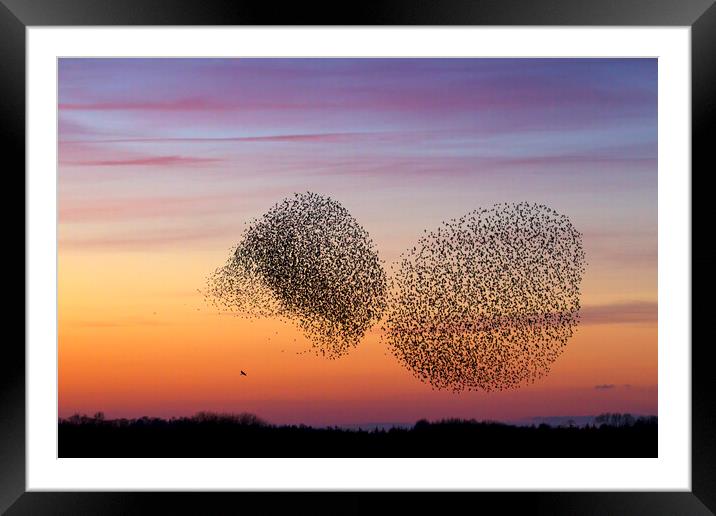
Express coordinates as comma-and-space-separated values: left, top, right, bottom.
594, 383, 633, 391
581, 301, 656, 325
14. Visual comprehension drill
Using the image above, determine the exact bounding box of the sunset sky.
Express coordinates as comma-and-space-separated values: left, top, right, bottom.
58, 58, 657, 425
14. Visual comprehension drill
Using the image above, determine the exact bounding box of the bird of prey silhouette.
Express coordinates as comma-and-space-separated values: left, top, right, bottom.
240, 370, 247, 376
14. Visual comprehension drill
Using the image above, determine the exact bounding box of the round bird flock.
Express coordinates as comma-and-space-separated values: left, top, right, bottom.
209, 195, 585, 392
383, 202, 586, 392
207, 192, 387, 359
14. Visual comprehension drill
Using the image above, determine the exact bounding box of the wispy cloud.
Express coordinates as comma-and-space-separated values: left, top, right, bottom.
594, 384, 633, 391
373, 302, 656, 338
58, 98, 319, 112
59, 225, 234, 250
59, 98, 225, 111
60, 155, 222, 167
580, 301, 657, 325
58, 131, 426, 145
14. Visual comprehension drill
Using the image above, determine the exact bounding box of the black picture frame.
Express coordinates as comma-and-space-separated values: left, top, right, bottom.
3, 1, 714, 513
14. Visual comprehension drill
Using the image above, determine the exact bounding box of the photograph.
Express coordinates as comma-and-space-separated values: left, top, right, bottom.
57, 57, 658, 458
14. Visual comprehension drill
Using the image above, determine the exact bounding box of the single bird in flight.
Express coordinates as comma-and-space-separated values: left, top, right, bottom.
240, 370, 247, 376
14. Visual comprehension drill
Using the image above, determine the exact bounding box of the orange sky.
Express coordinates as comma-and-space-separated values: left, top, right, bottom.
58, 244, 657, 425
58, 58, 657, 425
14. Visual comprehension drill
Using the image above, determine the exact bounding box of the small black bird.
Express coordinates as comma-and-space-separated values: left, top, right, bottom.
240, 370, 247, 376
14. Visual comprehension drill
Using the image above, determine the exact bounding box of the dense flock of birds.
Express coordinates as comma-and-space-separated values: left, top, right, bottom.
207, 192, 387, 358
383, 202, 586, 392
207, 194, 585, 391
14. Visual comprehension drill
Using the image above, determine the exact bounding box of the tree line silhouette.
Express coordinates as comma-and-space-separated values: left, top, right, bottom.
59, 411, 656, 457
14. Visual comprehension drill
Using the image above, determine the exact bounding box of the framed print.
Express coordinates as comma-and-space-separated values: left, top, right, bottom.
4, 0, 715, 513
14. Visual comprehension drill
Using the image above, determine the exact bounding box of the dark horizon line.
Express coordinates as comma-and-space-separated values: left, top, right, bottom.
59, 411, 658, 429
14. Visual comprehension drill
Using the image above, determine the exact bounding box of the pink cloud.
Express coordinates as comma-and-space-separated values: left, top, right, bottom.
59, 98, 224, 111
59, 98, 317, 112
473, 154, 656, 169
58, 117, 97, 138
61, 155, 222, 167
60, 132, 384, 145
59, 225, 234, 250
